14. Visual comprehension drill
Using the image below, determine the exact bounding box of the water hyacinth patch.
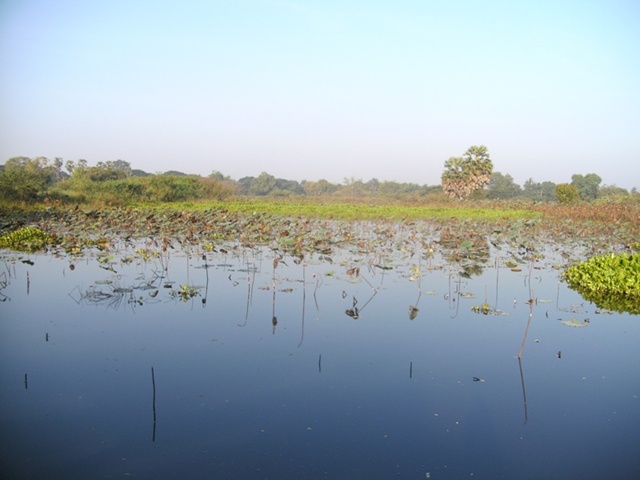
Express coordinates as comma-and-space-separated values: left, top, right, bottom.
564, 253, 640, 314
0, 226, 60, 253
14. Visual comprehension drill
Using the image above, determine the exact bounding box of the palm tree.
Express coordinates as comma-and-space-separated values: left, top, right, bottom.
441, 146, 493, 199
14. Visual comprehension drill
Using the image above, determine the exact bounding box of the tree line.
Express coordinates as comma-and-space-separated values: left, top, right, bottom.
0, 151, 636, 205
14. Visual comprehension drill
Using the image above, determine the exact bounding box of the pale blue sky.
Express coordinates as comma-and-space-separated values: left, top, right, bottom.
1, 0, 639, 188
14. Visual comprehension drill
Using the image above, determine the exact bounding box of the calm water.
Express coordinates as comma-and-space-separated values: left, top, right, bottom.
1, 240, 639, 479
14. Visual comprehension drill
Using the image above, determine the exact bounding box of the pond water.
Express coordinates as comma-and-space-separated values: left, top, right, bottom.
1, 238, 639, 479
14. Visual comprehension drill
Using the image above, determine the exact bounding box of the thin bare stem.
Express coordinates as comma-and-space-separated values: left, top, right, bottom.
517, 295, 535, 360
151, 366, 157, 442
517, 358, 528, 424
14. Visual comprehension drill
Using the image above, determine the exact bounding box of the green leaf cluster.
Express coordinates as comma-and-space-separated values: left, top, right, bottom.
170, 284, 201, 302
564, 253, 640, 314
0, 227, 60, 252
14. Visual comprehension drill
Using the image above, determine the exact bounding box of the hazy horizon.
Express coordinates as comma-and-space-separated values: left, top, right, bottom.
1, 1, 639, 189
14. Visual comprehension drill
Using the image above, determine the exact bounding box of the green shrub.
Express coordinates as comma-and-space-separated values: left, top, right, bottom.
556, 183, 580, 204
48, 175, 234, 205
0, 169, 48, 201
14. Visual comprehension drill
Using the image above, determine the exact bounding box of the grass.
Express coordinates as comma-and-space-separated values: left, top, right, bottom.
130, 196, 542, 222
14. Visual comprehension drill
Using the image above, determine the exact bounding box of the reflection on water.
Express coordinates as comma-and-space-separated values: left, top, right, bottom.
1, 241, 639, 479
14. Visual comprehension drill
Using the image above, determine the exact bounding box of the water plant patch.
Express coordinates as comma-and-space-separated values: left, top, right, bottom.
0, 226, 60, 253
564, 253, 640, 314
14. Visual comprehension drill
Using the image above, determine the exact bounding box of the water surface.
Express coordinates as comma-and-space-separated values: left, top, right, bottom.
1, 241, 638, 479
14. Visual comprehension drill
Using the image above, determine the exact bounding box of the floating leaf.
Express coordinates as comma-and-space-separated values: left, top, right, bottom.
561, 318, 589, 328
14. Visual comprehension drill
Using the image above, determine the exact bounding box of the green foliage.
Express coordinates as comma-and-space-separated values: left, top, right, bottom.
148, 175, 198, 202
0, 227, 60, 252
564, 253, 640, 314
211, 198, 540, 222
522, 179, 557, 201
0, 156, 66, 201
596, 184, 630, 201
303, 179, 339, 196
4, 156, 64, 184
236, 172, 304, 196
571, 173, 601, 201
487, 172, 522, 199
54, 175, 235, 205
170, 284, 201, 302
0, 169, 49, 201
555, 183, 579, 204
70, 160, 131, 182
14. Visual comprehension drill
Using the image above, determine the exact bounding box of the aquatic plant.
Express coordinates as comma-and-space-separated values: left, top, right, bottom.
170, 284, 201, 302
563, 253, 640, 314
0, 226, 60, 252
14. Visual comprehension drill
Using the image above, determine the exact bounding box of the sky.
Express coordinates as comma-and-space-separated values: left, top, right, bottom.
1, 0, 639, 189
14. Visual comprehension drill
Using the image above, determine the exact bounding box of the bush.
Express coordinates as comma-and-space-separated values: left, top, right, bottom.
47, 175, 234, 206
556, 183, 579, 204
0, 169, 49, 201
148, 175, 200, 202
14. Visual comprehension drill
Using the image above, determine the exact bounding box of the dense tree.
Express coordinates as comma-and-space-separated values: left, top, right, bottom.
249, 172, 277, 195
378, 181, 419, 196
234, 172, 303, 196
365, 178, 380, 194
67, 159, 132, 182
110, 160, 132, 176
522, 178, 557, 201
571, 173, 602, 201
0, 168, 49, 201
273, 178, 304, 196
0, 156, 65, 200
236, 176, 254, 195
486, 172, 521, 199
342, 177, 367, 197
4, 156, 33, 170
208, 170, 231, 181
5, 156, 64, 184
3, 153, 634, 205
597, 184, 629, 199
302, 179, 338, 196
441, 145, 493, 199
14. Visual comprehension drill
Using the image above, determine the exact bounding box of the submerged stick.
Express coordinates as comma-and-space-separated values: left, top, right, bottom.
202, 254, 209, 307
517, 294, 535, 360
151, 366, 156, 442
272, 255, 278, 334
298, 261, 306, 348
518, 358, 528, 424
494, 256, 500, 310
313, 273, 322, 311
